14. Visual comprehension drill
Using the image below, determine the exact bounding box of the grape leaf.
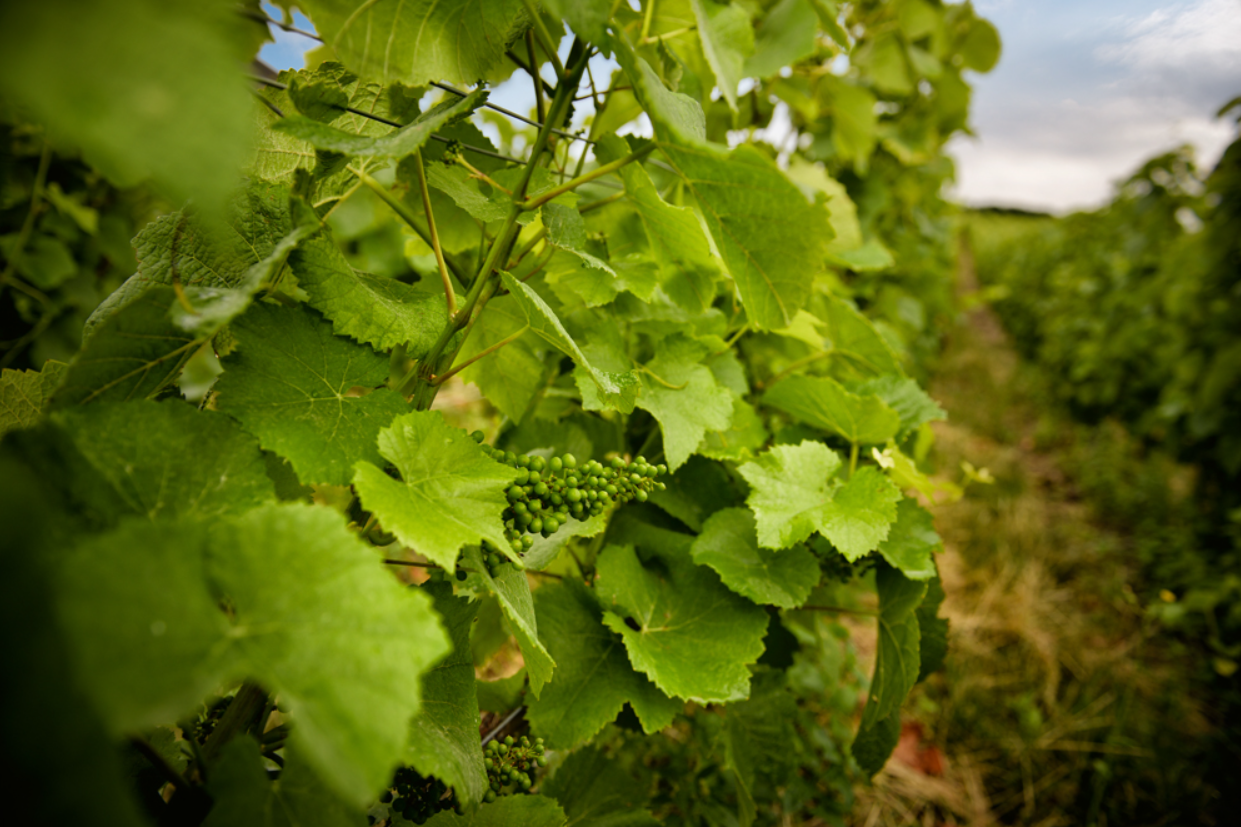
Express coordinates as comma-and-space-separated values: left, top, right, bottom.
421, 794, 568, 827
500, 271, 637, 403
810, 0, 850, 47
0, 466, 146, 827
820, 76, 877, 166
407, 583, 488, 806
542, 203, 616, 275
763, 374, 900, 445
745, 0, 818, 79
53, 287, 203, 407
273, 89, 487, 158
960, 16, 1001, 72
689, 0, 755, 112
542, 0, 612, 45
354, 410, 517, 570
594, 135, 719, 302
634, 336, 734, 472
209, 504, 451, 804
738, 442, 901, 557
541, 746, 662, 827
523, 510, 609, 572
852, 563, 927, 776
204, 737, 365, 827
299, 0, 529, 87
659, 142, 831, 330
697, 398, 768, 461
819, 294, 903, 376
426, 162, 510, 224
0, 361, 66, 438
457, 293, 547, 422
290, 230, 452, 355
528, 580, 681, 750
0, 1, 252, 207
850, 711, 901, 780
876, 499, 940, 580
459, 545, 555, 699
610, 30, 707, 146
690, 508, 819, 608
56, 518, 233, 733
852, 374, 946, 437
597, 516, 769, 703
722, 670, 797, 827
916, 572, 949, 682
55, 401, 274, 521
214, 302, 408, 486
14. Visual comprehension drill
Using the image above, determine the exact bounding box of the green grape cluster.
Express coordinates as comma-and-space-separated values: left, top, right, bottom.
471, 433, 667, 568
380, 766, 452, 823
482, 734, 546, 802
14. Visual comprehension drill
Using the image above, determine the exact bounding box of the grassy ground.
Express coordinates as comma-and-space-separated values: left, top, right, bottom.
850, 240, 1220, 826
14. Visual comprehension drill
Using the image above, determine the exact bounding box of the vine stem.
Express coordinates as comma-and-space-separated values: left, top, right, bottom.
432, 325, 529, 385
201, 681, 269, 768
519, 0, 565, 79
521, 145, 655, 211
408, 40, 590, 410
413, 151, 456, 317
849, 442, 859, 477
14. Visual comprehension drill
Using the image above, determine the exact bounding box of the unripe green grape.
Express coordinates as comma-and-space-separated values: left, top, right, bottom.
521, 535, 533, 549
544, 517, 559, 533
562, 453, 577, 469
502, 451, 515, 465
567, 489, 582, 503
529, 518, 543, 533
534, 482, 549, 497
516, 454, 530, 468
471, 431, 485, 443
549, 493, 562, 505
611, 457, 625, 469
529, 456, 545, 473
605, 484, 618, 496
565, 475, 579, 487
514, 469, 530, 484
498, 743, 509, 755
484, 791, 496, 803
636, 490, 648, 502
549, 457, 563, 473
528, 470, 541, 483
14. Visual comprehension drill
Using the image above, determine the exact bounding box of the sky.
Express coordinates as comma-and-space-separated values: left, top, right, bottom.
258, 1, 1241, 215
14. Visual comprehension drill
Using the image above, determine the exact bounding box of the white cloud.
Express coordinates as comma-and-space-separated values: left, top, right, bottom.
949, 0, 1241, 213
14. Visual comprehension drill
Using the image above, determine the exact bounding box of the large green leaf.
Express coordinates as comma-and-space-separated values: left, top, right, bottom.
214, 302, 408, 486
542, 0, 612, 45
55, 401, 274, 521
459, 545, 555, 699
541, 746, 662, 827
353, 411, 517, 570
210, 504, 452, 804
273, 89, 487, 158
407, 583, 488, 806
659, 142, 831, 330
721, 670, 797, 827
290, 230, 452, 355
457, 293, 547, 422
422, 795, 568, 827
56, 518, 232, 733
916, 572, 949, 682
597, 517, 769, 703
204, 738, 365, 827
86, 180, 318, 337
543, 203, 616, 275
610, 31, 707, 145
53, 287, 203, 407
852, 374, 946, 437
820, 76, 877, 166
299, 0, 529, 87
594, 135, 719, 304
500, 272, 638, 404
876, 499, 940, 580
634, 336, 734, 472
738, 441, 901, 557
0, 1, 251, 207
690, 508, 819, 608
852, 564, 927, 776
745, 0, 818, 79
0, 361, 66, 439
819, 294, 903, 376
763, 374, 900, 445
690, 0, 755, 112
527, 581, 681, 749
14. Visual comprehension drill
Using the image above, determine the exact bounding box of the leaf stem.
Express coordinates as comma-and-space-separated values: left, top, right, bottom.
432, 325, 529, 385
639, 365, 688, 390
348, 164, 464, 287
521, 145, 655, 211
640, 0, 657, 42
201, 681, 269, 767
762, 348, 833, 388
455, 154, 511, 194
519, 0, 566, 79
414, 151, 457, 317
